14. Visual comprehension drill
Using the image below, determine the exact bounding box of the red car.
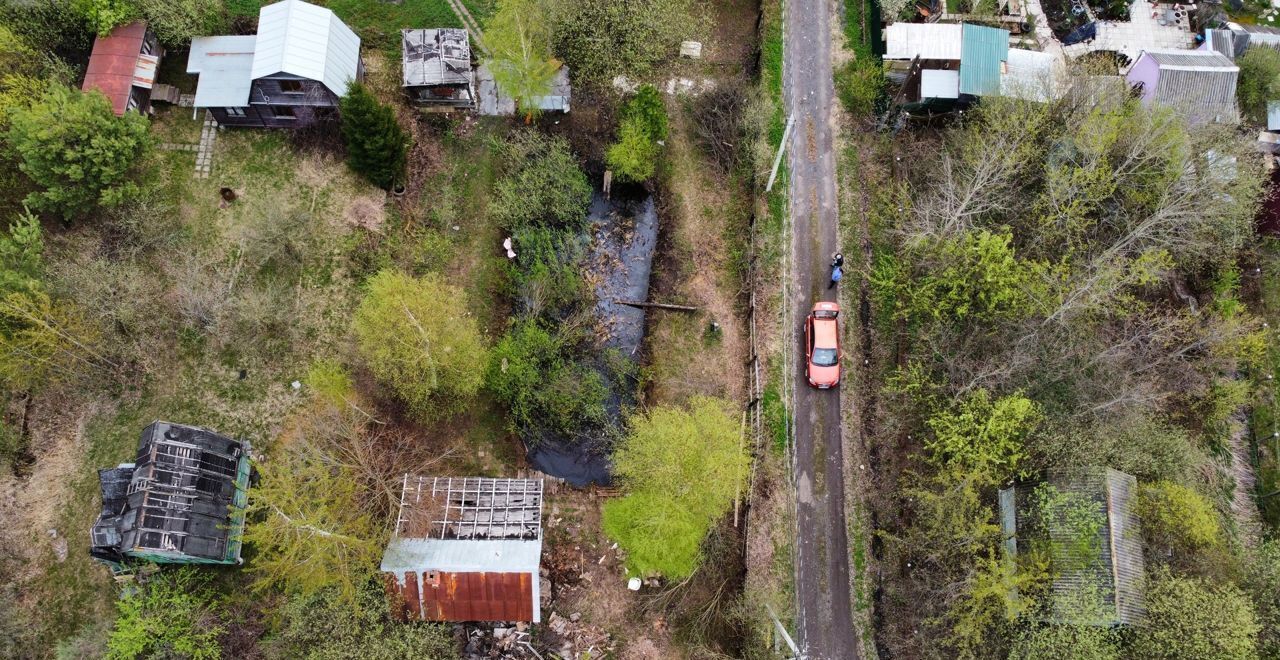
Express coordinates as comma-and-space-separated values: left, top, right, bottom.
806, 302, 841, 389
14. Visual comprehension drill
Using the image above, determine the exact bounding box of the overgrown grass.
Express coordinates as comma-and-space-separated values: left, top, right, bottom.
319, 0, 464, 56
1251, 238, 1280, 528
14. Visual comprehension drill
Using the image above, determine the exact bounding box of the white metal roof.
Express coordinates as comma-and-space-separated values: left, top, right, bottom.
921, 69, 959, 99
885, 23, 962, 61
187, 35, 257, 107
1141, 48, 1237, 71
1001, 48, 1059, 102
381, 538, 542, 573
251, 0, 360, 98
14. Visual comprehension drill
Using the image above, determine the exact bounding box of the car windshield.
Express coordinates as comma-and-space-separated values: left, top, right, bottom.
812, 347, 838, 367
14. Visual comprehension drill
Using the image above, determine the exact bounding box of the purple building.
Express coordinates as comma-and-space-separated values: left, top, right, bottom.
1125, 49, 1239, 125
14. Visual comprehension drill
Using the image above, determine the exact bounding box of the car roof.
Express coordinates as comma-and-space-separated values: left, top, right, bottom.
813, 316, 838, 347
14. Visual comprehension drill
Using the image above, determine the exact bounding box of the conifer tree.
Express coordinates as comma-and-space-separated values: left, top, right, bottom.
339, 82, 408, 189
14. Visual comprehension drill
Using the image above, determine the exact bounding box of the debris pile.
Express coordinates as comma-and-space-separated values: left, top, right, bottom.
543, 611, 614, 659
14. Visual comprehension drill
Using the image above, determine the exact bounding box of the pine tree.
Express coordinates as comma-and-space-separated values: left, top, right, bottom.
339, 82, 408, 190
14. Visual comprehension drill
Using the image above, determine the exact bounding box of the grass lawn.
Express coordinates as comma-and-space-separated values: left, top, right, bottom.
321, 0, 464, 56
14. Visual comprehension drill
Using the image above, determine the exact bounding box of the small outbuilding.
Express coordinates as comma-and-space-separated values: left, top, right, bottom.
82, 21, 162, 116
1126, 49, 1239, 125
402, 28, 476, 109
999, 467, 1146, 626
90, 421, 252, 569
382, 476, 544, 623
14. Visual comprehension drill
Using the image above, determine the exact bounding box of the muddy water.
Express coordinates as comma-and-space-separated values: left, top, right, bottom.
526, 192, 659, 486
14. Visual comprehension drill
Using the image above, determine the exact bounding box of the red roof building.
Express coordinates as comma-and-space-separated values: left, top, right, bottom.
82, 22, 162, 116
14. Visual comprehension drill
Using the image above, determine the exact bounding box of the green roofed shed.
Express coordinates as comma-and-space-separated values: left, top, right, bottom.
960, 24, 1009, 96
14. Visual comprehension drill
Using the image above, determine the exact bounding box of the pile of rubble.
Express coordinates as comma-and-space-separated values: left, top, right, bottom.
456, 614, 614, 660
542, 611, 614, 659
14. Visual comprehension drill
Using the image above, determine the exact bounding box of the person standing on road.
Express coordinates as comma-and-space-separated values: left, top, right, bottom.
829, 252, 843, 289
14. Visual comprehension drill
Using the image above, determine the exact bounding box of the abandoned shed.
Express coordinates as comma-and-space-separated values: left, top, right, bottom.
82, 21, 162, 116
1126, 49, 1239, 125
402, 28, 475, 108
90, 421, 252, 569
999, 467, 1145, 626
382, 476, 544, 623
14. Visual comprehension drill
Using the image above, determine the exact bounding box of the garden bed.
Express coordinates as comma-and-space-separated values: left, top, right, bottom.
1042, 0, 1130, 40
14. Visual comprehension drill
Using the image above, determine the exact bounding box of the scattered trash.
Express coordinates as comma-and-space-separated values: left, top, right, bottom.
680, 40, 703, 59
503, 236, 516, 259
291, 381, 302, 390
627, 577, 642, 591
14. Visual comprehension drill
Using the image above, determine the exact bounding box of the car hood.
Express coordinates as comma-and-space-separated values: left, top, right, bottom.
809, 363, 840, 384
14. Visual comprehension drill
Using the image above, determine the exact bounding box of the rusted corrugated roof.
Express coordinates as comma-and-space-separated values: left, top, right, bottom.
82, 21, 150, 115
387, 570, 535, 622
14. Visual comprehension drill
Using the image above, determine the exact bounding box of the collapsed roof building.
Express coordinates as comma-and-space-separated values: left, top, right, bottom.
402, 28, 476, 108
382, 476, 544, 622
90, 421, 252, 568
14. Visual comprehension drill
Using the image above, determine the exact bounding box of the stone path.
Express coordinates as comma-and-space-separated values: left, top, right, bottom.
195, 111, 217, 179
1061, 0, 1192, 64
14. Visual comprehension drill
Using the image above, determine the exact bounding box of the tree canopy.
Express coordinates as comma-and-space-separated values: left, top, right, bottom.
107, 568, 223, 660
486, 0, 560, 122
490, 130, 592, 233
8, 85, 150, 219
340, 82, 408, 189
352, 269, 485, 420
1131, 571, 1261, 660
1237, 46, 1280, 126
604, 396, 750, 579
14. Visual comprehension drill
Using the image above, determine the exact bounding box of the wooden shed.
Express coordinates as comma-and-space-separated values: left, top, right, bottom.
82, 21, 162, 116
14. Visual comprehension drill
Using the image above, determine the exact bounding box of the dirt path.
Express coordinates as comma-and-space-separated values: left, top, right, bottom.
783, 0, 861, 656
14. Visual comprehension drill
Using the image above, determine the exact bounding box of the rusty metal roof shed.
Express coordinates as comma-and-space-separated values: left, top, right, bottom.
82, 21, 155, 116
382, 476, 544, 623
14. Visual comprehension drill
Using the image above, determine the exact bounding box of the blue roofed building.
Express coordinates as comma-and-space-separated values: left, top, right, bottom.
960, 24, 1010, 97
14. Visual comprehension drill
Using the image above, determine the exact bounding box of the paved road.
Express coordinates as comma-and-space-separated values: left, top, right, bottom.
783, 0, 860, 657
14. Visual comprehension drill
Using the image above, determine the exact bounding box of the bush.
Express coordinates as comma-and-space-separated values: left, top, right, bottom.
491, 131, 592, 233
72, 0, 139, 36
551, 0, 698, 83
340, 82, 408, 189
504, 226, 586, 315
835, 58, 884, 116
1238, 46, 1280, 126
1008, 622, 1120, 660
0, 0, 93, 58
1131, 569, 1260, 660
352, 270, 485, 420
606, 85, 668, 183
8, 85, 150, 219
1244, 540, 1280, 659
606, 116, 660, 182
136, 0, 225, 48
603, 396, 750, 578
924, 388, 1041, 482
485, 318, 606, 441
107, 568, 223, 660
1136, 481, 1221, 557
271, 579, 455, 660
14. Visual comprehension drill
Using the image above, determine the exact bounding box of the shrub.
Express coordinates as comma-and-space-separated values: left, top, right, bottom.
352, 270, 485, 420
924, 388, 1041, 482
606, 116, 660, 182
504, 226, 586, 315
1136, 481, 1221, 556
271, 579, 455, 660
1244, 540, 1280, 659
604, 397, 750, 578
1238, 46, 1280, 126
551, 0, 698, 83
835, 58, 883, 116
8, 85, 150, 219
72, 0, 139, 36
136, 0, 225, 48
491, 131, 592, 233
340, 82, 409, 189
607, 85, 668, 183
106, 567, 223, 660
1008, 622, 1120, 660
1131, 569, 1261, 660
485, 319, 606, 440
0, 0, 93, 58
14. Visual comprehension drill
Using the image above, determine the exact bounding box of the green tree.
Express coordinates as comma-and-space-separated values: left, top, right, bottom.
1132, 569, 1261, 660
8, 85, 150, 219
0, 209, 44, 304
339, 82, 409, 189
1008, 622, 1120, 660
924, 388, 1041, 482
551, 0, 698, 83
106, 567, 223, 660
272, 579, 456, 660
491, 131, 591, 232
136, 0, 225, 48
243, 448, 383, 606
486, 0, 560, 123
604, 396, 750, 578
1244, 540, 1280, 659
622, 84, 667, 141
351, 270, 485, 420
1237, 46, 1280, 126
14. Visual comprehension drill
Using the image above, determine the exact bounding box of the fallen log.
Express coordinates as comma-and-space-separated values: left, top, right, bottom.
615, 300, 699, 312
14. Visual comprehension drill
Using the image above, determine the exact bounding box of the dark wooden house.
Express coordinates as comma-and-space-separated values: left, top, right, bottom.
187, 0, 362, 128
82, 21, 162, 116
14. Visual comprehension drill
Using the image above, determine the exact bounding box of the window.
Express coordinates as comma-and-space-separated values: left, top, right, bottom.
313, 106, 336, 120
226, 107, 246, 117
271, 106, 295, 119
278, 79, 304, 94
